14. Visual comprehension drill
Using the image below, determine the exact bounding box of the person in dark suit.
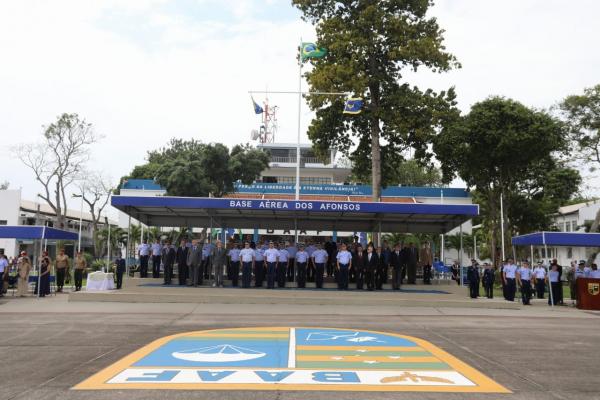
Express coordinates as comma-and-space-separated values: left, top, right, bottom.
365, 244, 378, 291
324, 237, 337, 278
407, 242, 419, 284
186, 239, 203, 287
400, 243, 409, 284
382, 240, 391, 284
390, 243, 403, 290
176, 239, 189, 285
467, 260, 480, 299
161, 240, 176, 285
353, 245, 366, 290
375, 246, 386, 290
115, 255, 126, 290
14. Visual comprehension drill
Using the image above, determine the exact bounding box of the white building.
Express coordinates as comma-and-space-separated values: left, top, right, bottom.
548, 200, 600, 266
257, 143, 351, 185
0, 189, 105, 257
116, 179, 166, 229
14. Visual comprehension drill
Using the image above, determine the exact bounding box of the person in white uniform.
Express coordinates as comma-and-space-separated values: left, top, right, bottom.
517, 261, 532, 305
277, 246, 289, 288
295, 245, 309, 288
533, 261, 547, 299
239, 242, 255, 288
264, 242, 279, 289
336, 243, 352, 290
311, 244, 328, 289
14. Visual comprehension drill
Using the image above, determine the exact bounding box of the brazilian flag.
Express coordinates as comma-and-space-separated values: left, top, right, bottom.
301, 42, 327, 61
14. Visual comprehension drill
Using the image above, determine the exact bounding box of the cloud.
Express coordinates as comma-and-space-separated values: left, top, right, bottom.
1, 0, 599, 209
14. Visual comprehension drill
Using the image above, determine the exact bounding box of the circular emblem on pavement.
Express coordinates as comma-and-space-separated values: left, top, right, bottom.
74, 327, 509, 393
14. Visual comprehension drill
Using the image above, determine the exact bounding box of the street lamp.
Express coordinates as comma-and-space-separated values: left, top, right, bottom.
72, 191, 84, 253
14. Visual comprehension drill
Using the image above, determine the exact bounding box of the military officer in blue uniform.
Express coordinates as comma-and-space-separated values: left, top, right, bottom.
228, 243, 241, 287
295, 245, 309, 288
502, 258, 518, 301
517, 261, 532, 305
264, 242, 279, 289
239, 242, 255, 288
336, 243, 352, 290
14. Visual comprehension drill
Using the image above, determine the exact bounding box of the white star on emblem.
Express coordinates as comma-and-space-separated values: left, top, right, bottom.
363, 360, 378, 364
331, 356, 343, 360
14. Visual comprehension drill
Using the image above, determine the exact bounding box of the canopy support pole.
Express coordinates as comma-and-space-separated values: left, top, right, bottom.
294, 216, 298, 244
459, 224, 464, 287
530, 245, 534, 264
126, 215, 131, 277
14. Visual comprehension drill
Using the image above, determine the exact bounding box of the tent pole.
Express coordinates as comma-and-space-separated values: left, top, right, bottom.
126, 215, 131, 277
545, 242, 554, 308
530, 245, 534, 264
38, 226, 46, 299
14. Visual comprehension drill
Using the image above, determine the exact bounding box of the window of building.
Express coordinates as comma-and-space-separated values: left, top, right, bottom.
262, 176, 278, 183
567, 247, 573, 259
571, 220, 578, 231
0, 220, 7, 226
565, 221, 571, 232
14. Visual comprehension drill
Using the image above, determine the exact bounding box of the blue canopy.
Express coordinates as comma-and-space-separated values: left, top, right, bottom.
512, 232, 600, 247
112, 195, 478, 233
0, 226, 78, 241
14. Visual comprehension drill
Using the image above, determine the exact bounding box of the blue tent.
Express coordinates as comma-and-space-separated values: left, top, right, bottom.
0, 226, 78, 298
511, 232, 600, 247
0, 226, 78, 241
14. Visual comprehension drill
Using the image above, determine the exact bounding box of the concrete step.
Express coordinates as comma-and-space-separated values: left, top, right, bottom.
68, 278, 519, 310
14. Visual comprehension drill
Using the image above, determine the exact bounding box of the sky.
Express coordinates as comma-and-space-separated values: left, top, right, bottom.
1, 0, 599, 214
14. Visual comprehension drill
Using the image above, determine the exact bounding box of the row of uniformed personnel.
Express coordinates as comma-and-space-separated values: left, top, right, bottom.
141, 239, 428, 291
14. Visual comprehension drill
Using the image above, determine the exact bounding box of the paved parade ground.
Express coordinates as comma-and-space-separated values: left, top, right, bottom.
1, 281, 600, 400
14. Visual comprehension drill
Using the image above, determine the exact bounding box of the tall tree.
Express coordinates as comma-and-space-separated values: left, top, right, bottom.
15, 113, 99, 228
353, 158, 443, 187
559, 84, 600, 232
75, 171, 113, 234
293, 0, 460, 200
435, 97, 577, 266
118, 139, 269, 197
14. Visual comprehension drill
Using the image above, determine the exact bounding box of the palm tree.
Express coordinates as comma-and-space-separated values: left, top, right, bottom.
95, 226, 126, 259
146, 226, 163, 242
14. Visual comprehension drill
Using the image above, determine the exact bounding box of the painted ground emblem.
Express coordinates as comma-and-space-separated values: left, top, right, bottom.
74, 327, 509, 392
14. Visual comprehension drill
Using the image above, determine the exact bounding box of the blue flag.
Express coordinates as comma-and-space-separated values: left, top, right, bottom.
343, 98, 364, 115
252, 97, 263, 114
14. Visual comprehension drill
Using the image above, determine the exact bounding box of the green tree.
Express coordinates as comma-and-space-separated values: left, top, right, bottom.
293, 0, 460, 200
352, 159, 442, 186
435, 97, 578, 266
118, 139, 269, 197
559, 84, 600, 232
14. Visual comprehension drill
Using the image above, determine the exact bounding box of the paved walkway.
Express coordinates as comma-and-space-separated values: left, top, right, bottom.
1, 280, 598, 400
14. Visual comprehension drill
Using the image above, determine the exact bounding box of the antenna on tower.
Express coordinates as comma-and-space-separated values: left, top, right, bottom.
250, 96, 277, 144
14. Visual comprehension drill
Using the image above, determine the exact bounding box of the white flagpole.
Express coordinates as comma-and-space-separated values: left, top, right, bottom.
295, 38, 302, 201
500, 192, 506, 262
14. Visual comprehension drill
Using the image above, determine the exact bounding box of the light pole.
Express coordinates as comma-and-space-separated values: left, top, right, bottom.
72, 190, 84, 253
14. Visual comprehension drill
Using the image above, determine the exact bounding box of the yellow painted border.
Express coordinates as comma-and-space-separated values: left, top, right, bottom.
73, 327, 510, 393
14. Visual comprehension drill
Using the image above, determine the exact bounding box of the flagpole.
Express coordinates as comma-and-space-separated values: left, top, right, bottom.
295, 38, 302, 202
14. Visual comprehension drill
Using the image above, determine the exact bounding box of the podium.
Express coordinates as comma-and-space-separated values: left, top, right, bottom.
576, 278, 600, 310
